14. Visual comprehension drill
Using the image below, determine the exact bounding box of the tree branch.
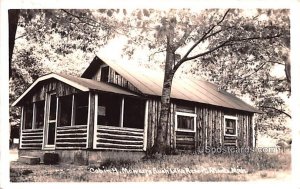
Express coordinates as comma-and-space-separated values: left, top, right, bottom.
148, 49, 166, 61
15, 34, 26, 40
260, 106, 291, 118
61, 9, 99, 28
179, 9, 231, 61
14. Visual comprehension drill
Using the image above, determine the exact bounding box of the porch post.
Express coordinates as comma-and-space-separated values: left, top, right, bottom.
93, 94, 98, 149
119, 97, 124, 128
19, 106, 24, 149
143, 100, 149, 151
87, 92, 95, 149
252, 115, 256, 149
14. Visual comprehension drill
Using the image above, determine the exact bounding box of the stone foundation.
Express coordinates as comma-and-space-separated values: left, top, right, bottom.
18, 149, 145, 165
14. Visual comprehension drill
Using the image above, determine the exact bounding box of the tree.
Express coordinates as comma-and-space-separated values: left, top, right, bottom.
10, 9, 290, 154
9, 9, 120, 126
118, 9, 289, 154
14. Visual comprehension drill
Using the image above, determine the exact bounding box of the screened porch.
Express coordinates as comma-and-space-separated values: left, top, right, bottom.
19, 90, 147, 151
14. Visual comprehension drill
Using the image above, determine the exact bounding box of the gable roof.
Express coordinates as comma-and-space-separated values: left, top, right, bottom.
94, 52, 261, 113
13, 73, 138, 106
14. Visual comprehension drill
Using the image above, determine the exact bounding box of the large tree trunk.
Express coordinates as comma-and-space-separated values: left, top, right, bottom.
152, 44, 175, 155
9, 9, 20, 78
285, 60, 291, 92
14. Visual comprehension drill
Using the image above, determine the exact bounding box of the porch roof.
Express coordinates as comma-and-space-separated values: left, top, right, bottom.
94, 53, 262, 113
12, 73, 138, 106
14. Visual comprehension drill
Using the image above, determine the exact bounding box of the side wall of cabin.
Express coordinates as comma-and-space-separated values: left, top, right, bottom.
146, 99, 255, 152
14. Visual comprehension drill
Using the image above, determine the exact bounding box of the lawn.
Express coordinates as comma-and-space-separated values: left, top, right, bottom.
10, 150, 291, 182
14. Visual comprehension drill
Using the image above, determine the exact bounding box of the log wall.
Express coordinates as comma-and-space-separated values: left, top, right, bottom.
146, 99, 175, 150
56, 125, 88, 149
95, 125, 144, 151
146, 99, 254, 152
107, 68, 140, 93
195, 105, 254, 150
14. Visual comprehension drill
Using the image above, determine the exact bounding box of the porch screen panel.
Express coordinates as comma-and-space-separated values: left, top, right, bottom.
47, 122, 56, 145
75, 93, 88, 125
24, 104, 33, 129
123, 97, 145, 129
49, 94, 57, 120
60, 95, 72, 126
34, 100, 45, 129
97, 93, 121, 126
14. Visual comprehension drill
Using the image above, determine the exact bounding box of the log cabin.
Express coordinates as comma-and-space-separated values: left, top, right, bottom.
12, 54, 261, 164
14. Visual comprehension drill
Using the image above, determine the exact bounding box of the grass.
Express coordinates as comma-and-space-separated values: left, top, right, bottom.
10, 150, 291, 182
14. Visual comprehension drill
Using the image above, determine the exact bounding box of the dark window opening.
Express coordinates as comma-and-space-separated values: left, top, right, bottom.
47, 122, 56, 145
24, 104, 33, 130
177, 114, 195, 131
225, 117, 237, 136
100, 66, 109, 82
34, 101, 45, 129
49, 94, 57, 121
60, 95, 72, 126
123, 97, 145, 129
97, 93, 121, 126
75, 93, 89, 125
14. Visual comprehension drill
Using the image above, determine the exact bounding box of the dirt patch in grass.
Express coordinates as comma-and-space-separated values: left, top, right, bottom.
10, 151, 291, 182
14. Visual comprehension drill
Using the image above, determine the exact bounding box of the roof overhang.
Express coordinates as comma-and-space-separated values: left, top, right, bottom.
12, 73, 89, 107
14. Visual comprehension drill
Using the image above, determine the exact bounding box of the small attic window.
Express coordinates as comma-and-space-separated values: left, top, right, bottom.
100, 66, 109, 82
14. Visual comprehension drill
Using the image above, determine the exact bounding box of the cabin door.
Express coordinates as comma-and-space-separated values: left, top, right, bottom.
44, 93, 58, 149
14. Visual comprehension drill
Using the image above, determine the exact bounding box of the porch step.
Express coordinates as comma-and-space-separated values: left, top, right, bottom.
18, 156, 40, 165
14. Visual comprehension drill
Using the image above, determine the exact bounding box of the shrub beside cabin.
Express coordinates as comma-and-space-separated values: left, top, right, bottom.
13, 55, 260, 164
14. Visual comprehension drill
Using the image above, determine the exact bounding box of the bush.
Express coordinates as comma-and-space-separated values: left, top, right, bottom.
99, 158, 136, 170
44, 153, 59, 165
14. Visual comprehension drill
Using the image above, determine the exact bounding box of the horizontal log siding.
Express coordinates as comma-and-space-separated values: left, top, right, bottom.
55, 125, 88, 149
175, 131, 195, 151
95, 125, 144, 151
20, 129, 43, 149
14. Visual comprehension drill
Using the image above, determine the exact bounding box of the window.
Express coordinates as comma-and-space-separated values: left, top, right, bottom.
60, 95, 73, 126
97, 93, 121, 126
123, 97, 145, 129
24, 104, 33, 130
224, 115, 238, 136
175, 112, 196, 132
100, 66, 109, 82
75, 93, 89, 125
34, 100, 45, 129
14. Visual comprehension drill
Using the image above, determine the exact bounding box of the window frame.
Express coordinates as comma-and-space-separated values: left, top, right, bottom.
224, 115, 238, 137
175, 111, 197, 133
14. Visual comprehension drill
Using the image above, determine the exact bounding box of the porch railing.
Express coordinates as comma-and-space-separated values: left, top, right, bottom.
95, 125, 144, 151
20, 129, 43, 149
56, 125, 87, 149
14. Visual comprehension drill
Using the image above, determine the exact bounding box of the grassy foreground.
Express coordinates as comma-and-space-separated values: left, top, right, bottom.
10, 151, 291, 182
